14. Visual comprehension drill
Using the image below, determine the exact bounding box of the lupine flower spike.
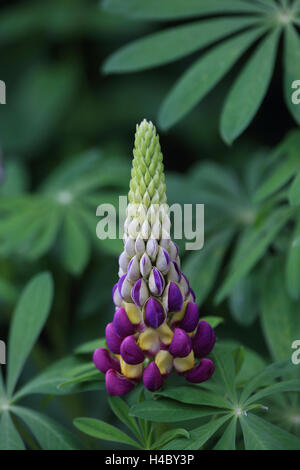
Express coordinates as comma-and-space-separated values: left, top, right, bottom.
93, 120, 216, 395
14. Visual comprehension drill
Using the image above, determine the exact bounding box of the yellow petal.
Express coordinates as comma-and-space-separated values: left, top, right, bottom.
120, 357, 143, 379
155, 350, 173, 375
124, 302, 142, 324
174, 350, 194, 373
138, 327, 160, 353
157, 322, 174, 345
171, 300, 188, 324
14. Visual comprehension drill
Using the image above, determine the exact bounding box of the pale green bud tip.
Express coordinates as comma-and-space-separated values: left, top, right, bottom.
128, 119, 167, 207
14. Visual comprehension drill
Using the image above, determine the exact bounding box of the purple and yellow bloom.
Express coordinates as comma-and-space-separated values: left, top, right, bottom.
94, 120, 216, 395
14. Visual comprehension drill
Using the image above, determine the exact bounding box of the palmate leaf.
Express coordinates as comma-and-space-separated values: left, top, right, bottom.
13, 407, 82, 450
108, 397, 141, 440
6, 272, 54, 397
162, 414, 231, 450
151, 429, 190, 450
74, 417, 142, 448
220, 28, 280, 144
0, 411, 25, 450
158, 26, 267, 130
240, 414, 300, 450
103, 0, 300, 138
103, 17, 260, 73
102, 0, 272, 20
285, 218, 300, 299
284, 25, 300, 125
261, 258, 300, 362
214, 417, 237, 450
61, 211, 91, 275
216, 207, 294, 302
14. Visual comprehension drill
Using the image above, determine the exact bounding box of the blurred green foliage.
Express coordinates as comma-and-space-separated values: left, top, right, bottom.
0, 0, 300, 450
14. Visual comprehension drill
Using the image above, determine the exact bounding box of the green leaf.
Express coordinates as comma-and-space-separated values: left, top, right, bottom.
163, 414, 231, 450
284, 25, 300, 125
261, 258, 300, 361
58, 369, 103, 388
240, 413, 300, 450
74, 338, 106, 354
159, 27, 266, 129
0, 411, 25, 450
229, 275, 259, 326
212, 344, 237, 403
240, 360, 295, 404
151, 428, 190, 450
13, 406, 81, 450
12, 356, 89, 401
285, 218, 300, 299
27, 207, 61, 260
7, 272, 54, 397
103, 17, 261, 73
254, 130, 300, 202
221, 29, 280, 144
200, 316, 224, 328
214, 417, 237, 450
102, 0, 271, 20
245, 379, 300, 407
233, 346, 245, 376
289, 171, 300, 206
216, 207, 294, 302
156, 386, 231, 410
130, 399, 225, 422
74, 417, 141, 448
183, 229, 234, 305
108, 397, 141, 439
61, 212, 90, 275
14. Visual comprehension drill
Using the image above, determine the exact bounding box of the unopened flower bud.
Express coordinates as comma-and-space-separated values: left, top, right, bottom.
146, 239, 158, 261
156, 246, 170, 274
119, 251, 130, 272
112, 283, 122, 307
167, 260, 181, 283
131, 278, 149, 307
118, 274, 133, 302
149, 267, 165, 296
127, 255, 140, 281
140, 252, 152, 277
163, 281, 183, 313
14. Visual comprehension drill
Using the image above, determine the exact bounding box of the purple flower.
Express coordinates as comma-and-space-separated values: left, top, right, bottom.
105, 322, 123, 354
193, 321, 216, 358
143, 362, 164, 392
113, 307, 135, 338
144, 297, 165, 329
149, 267, 165, 296
178, 302, 199, 332
163, 282, 183, 313
105, 369, 135, 396
93, 348, 120, 374
169, 328, 192, 358
120, 335, 145, 364
131, 278, 149, 307
185, 358, 215, 383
